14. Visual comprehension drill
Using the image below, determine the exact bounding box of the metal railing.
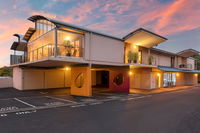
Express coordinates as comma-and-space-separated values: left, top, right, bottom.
57, 44, 83, 57
125, 55, 157, 66
10, 55, 26, 65
178, 63, 193, 70
27, 44, 54, 62
10, 44, 83, 65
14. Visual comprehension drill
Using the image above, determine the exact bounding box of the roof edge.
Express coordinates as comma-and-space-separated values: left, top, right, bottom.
123, 28, 168, 41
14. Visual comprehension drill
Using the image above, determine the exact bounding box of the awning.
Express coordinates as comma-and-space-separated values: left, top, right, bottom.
123, 28, 167, 48
177, 49, 199, 57
158, 66, 183, 72
158, 66, 200, 73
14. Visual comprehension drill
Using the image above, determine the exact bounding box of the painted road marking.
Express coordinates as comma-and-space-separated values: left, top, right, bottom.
89, 102, 103, 105
16, 110, 36, 115
120, 95, 152, 101
127, 95, 152, 100
44, 102, 65, 106
107, 96, 121, 99
45, 96, 77, 104
0, 106, 19, 112
0, 114, 7, 117
81, 98, 97, 102
14, 98, 36, 108
71, 104, 86, 108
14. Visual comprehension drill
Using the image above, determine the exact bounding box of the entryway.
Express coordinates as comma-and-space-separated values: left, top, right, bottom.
92, 70, 110, 93
163, 73, 176, 87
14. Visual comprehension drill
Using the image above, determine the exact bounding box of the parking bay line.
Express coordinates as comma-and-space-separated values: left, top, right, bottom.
45, 96, 77, 104
14, 98, 36, 108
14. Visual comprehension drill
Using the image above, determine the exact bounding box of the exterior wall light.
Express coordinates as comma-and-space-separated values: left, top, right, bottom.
129, 71, 133, 76
136, 43, 141, 46
65, 36, 71, 41
195, 73, 198, 77
176, 73, 180, 77
65, 67, 70, 71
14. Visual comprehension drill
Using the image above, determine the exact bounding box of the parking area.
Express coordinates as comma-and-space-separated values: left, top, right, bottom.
0, 88, 143, 115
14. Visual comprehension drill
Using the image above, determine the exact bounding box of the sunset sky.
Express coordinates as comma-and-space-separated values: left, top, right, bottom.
0, 0, 200, 67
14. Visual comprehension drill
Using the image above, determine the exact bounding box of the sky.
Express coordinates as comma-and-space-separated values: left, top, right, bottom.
0, 0, 200, 67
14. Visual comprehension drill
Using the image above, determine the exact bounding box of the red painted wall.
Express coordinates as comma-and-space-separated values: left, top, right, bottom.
109, 69, 130, 92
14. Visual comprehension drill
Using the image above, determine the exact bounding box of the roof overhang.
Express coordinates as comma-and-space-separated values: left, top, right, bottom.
27, 15, 123, 41
123, 28, 167, 48
10, 41, 27, 51
158, 66, 200, 73
23, 27, 36, 41
177, 49, 199, 57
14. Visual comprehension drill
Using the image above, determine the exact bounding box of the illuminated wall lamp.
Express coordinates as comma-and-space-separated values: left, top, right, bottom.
129, 71, 133, 76
65, 36, 71, 41
65, 67, 70, 71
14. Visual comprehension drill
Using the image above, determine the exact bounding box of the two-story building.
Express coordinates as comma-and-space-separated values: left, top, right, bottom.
10, 15, 200, 97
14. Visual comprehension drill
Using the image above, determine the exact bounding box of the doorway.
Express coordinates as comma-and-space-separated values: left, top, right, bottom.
163, 73, 176, 87
95, 71, 109, 88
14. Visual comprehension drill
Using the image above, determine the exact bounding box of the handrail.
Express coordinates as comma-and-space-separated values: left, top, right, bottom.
179, 63, 193, 70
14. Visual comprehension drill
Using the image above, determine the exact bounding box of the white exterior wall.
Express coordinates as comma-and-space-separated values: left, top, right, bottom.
23, 69, 45, 90
89, 34, 124, 63
157, 55, 171, 67
13, 67, 23, 90
13, 67, 71, 90
0, 77, 13, 88
187, 58, 195, 70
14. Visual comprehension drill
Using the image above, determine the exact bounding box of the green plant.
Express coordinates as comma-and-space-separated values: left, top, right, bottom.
0, 67, 12, 77
132, 52, 138, 63
148, 55, 153, 65
63, 40, 73, 56
127, 51, 133, 63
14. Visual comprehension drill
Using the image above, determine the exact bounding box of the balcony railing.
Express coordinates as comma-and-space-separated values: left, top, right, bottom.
10, 44, 83, 65
125, 56, 157, 66
10, 55, 27, 65
178, 63, 193, 70
57, 44, 83, 57
27, 44, 54, 62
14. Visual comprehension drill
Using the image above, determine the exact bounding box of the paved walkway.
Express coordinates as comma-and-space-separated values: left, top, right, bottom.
130, 85, 200, 94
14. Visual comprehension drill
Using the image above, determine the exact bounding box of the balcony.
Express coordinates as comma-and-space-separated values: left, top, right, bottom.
10, 44, 83, 65
178, 63, 193, 70
125, 51, 157, 67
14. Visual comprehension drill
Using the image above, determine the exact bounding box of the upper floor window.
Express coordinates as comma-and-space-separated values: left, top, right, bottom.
29, 19, 56, 42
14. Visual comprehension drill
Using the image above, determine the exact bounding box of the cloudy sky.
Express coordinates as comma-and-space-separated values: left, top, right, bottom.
0, 0, 200, 66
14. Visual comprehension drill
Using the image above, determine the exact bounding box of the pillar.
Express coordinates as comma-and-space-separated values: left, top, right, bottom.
70, 66, 92, 97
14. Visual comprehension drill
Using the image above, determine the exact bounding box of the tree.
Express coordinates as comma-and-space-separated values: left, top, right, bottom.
193, 55, 200, 70
0, 67, 12, 77
192, 55, 200, 83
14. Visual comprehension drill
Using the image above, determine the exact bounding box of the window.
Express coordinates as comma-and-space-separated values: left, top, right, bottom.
57, 30, 84, 57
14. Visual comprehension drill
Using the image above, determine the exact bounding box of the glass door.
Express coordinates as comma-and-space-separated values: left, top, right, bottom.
163, 73, 176, 87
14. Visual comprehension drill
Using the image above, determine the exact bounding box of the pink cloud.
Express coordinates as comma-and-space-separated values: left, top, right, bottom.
31, 11, 57, 19
61, 0, 100, 23
137, 0, 200, 36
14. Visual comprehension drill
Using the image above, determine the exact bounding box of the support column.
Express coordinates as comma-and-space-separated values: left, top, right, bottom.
70, 66, 92, 97
54, 28, 58, 57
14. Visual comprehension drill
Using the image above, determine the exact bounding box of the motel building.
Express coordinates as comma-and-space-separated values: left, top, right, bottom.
10, 15, 200, 97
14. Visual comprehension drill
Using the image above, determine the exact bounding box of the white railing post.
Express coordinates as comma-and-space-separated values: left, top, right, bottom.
54, 28, 58, 57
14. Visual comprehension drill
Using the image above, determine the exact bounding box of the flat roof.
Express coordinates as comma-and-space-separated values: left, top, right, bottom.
123, 28, 167, 48
150, 48, 176, 56
158, 66, 200, 73
177, 49, 200, 57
